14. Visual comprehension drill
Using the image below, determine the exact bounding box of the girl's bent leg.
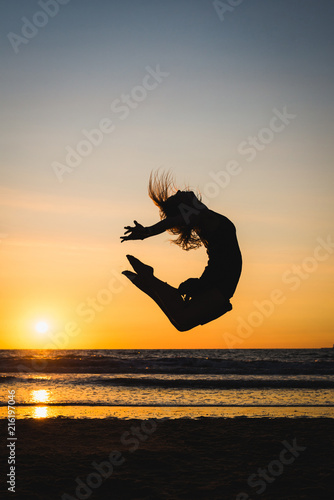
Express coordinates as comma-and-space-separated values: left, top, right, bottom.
122, 270, 185, 330
123, 265, 231, 331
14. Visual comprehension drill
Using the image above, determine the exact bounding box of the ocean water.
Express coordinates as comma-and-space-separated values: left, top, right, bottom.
0, 349, 333, 419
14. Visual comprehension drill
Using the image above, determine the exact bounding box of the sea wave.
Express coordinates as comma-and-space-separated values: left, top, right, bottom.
1, 349, 333, 375
1, 358, 333, 375
2, 374, 334, 389
67, 376, 334, 389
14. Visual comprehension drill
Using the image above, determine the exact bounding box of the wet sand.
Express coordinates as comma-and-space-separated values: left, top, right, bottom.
0, 417, 333, 499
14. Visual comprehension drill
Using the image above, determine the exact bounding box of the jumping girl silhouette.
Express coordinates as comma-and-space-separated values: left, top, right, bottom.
120, 172, 242, 331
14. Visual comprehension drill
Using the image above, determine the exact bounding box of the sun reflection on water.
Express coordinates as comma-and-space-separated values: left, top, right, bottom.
30, 390, 51, 418
33, 406, 48, 419
31, 389, 50, 404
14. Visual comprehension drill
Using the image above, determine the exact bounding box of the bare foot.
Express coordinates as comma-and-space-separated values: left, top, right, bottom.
126, 255, 154, 278
122, 270, 156, 298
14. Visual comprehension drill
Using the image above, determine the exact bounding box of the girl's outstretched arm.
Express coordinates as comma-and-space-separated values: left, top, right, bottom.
120, 214, 186, 243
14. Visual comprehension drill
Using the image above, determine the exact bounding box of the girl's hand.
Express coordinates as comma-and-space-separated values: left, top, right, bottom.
120, 221, 147, 242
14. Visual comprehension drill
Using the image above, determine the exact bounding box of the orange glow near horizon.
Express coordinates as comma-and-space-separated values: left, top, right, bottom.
1, 205, 334, 350
1, 129, 332, 352
1, 224, 333, 349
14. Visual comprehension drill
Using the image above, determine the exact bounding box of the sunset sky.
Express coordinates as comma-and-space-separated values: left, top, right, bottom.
1, 0, 333, 349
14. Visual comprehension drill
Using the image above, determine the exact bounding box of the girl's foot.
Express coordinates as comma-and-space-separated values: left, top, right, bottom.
126, 255, 154, 278
122, 270, 156, 297
121, 270, 138, 283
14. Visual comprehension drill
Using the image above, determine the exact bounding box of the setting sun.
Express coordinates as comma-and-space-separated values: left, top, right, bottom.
35, 321, 49, 334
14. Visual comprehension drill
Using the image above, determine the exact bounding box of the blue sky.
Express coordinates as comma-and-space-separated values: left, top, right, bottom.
2, 0, 333, 194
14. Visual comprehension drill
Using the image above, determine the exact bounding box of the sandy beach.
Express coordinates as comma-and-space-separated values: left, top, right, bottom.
1, 417, 333, 499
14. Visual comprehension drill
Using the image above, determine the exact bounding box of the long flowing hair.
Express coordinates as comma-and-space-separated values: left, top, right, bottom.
148, 171, 204, 250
